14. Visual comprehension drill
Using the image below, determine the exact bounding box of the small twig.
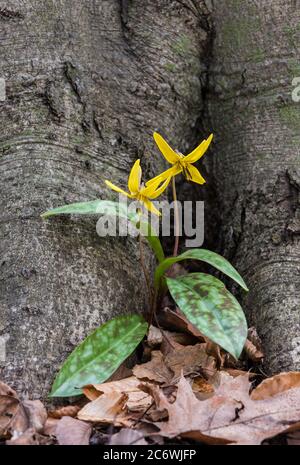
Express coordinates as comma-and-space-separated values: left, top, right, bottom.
131, 400, 155, 428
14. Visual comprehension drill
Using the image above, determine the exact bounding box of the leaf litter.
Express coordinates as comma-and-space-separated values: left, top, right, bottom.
0, 308, 299, 445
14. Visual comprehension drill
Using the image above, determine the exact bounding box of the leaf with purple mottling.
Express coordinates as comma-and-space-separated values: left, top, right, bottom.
155, 248, 248, 291
166, 273, 247, 359
50, 314, 148, 397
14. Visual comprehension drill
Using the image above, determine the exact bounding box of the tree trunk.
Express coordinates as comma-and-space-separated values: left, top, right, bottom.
2, 0, 299, 398
205, 0, 300, 373
0, 0, 208, 397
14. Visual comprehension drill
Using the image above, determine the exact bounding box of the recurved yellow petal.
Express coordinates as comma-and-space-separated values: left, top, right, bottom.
105, 180, 131, 197
146, 165, 182, 186
153, 132, 180, 164
143, 198, 161, 216
185, 164, 206, 184
184, 133, 213, 163
142, 177, 171, 199
128, 159, 141, 194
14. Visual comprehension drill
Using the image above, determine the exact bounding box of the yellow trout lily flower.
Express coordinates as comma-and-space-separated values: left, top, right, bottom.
147, 132, 213, 186
105, 159, 170, 216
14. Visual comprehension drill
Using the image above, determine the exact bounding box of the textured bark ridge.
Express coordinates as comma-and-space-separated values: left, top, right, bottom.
1, 0, 299, 397
0, 0, 209, 397
205, 0, 300, 373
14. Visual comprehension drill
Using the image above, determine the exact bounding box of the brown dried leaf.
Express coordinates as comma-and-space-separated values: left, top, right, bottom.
151, 373, 300, 445
162, 330, 199, 351
78, 391, 132, 426
251, 372, 300, 400
23, 400, 47, 433
6, 428, 40, 445
49, 405, 81, 419
56, 416, 92, 445
43, 417, 60, 437
133, 345, 216, 386
158, 307, 205, 341
192, 377, 214, 400
181, 430, 231, 445
244, 339, 264, 362
0, 381, 47, 440
0, 395, 21, 437
205, 341, 224, 368
165, 344, 216, 382
247, 327, 263, 352
222, 368, 256, 379
138, 383, 169, 422
83, 376, 152, 413
133, 351, 173, 384
109, 428, 147, 445
82, 385, 101, 401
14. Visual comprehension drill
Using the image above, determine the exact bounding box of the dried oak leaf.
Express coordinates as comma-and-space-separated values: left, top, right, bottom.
56, 416, 92, 445
192, 377, 214, 400
43, 417, 60, 437
165, 344, 216, 382
78, 391, 131, 426
157, 307, 205, 341
0, 397, 46, 439
164, 330, 200, 347
6, 427, 54, 446
133, 351, 173, 384
82, 376, 152, 414
133, 344, 216, 386
0, 381, 48, 444
48, 405, 81, 419
222, 368, 256, 379
0, 395, 21, 437
22, 400, 47, 433
109, 428, 147, 445
151, 373, 300, 445
251, 372, 300, 400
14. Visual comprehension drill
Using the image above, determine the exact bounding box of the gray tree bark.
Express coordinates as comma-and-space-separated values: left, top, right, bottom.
1, 0, 299, 399
204, 0, 300, 374
0, 0, 208, 397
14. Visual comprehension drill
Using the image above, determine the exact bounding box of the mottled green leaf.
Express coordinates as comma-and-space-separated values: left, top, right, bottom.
41, 200, 111, 217
41, 200, 165, 263
166, 273, 247, 359
155, 249, 248, 291
50, 314, 148, 397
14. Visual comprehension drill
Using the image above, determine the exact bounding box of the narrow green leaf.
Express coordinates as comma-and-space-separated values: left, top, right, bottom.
41, 200, 112, 218
50, 314, 148, 397
166, 273, 247, 359
155, 248, 248, 291
41, 200, 165, 263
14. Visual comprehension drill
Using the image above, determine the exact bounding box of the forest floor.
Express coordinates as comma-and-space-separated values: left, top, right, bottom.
1, 303, 300, 446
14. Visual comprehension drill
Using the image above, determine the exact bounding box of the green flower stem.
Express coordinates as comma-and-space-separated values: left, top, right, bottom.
137, 210, 152, 307
172, 176, 180, 257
